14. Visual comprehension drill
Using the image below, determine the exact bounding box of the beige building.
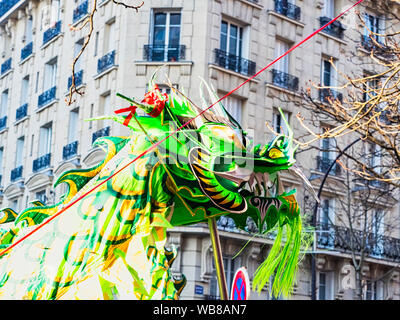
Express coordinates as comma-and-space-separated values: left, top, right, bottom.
0, 0, 399, 300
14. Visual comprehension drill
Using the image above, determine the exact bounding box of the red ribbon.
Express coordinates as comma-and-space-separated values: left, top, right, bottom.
141, 85, 168, 118
114, 105, 137, 126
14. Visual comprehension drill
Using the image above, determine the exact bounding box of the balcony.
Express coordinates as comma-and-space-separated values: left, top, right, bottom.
1, 57, 11, 75
21, 41, 33, 61
319, 88, 343, 103
10, 165, 23, 181
271, 69, 299, 91
316, 224, 400, 262
143, 44, 186, 62
0, 0, 20, 18
213, 48, 256, 77
316, 156, 341, 176
97, 50, 115, 74
68, 70, 84, 89
0, 116, 7, 130
33, 153, 51, 172
43, 20, 61, 46
16, 103, 28, 121
319, 16, 345, 39
92, 126, 110, 144
63, 141, 78, 160
73, 0, 88, 24
274, 0, 301, 21
38, 86, 56, 108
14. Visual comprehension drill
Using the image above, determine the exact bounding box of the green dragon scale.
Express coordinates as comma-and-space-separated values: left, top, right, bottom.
0, 77, 315, 300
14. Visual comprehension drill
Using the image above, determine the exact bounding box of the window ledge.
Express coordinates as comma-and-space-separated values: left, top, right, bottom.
318, 31, 347, 45
72, 14, 89, 28
268, 10, 305, 28
266, 83, 301, 98
36, 99, 59, 113
14, 115, 30, 126
0, 69, 13, 79
309, 169, 343, 182
40, 33, 64, 51
239, 0, 263, 10
209, 64, 260, 83
94, 65, 118, 80
99, 0, 112, 8
134, 60, 193, 66
19, 53, 34, 66
0, 127, 8, 134
65, 83, 86, 96
356, 46, 392, 62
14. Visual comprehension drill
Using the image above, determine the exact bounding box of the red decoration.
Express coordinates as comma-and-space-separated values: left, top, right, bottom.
141, 84, 168, 118
114, 105, 138, 126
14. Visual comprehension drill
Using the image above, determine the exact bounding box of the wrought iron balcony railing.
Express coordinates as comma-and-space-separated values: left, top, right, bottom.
143, 44, 186, 62
10, 165, 23, 181
1, 57, 11, 74
97, 50, 115, 74
68, 70, 84, 89
274, 0, 301, 21
21, 41, 33, 61
214, 48, 256, 77
16, 103, 28, 121
319, 88, 343, 103
73, 0, 88, 23
319, 16, 345, 39
316, 224, 400, 262
0, 116, 7, 130
33, 153, 51, 172
0, 0, 20, 18
271, 69, 299, 91
43, 20, 61, 45
38, 86, 56, 108
63, 141, 78, 160
316, 155, 341, 176
92, 126, 110, 144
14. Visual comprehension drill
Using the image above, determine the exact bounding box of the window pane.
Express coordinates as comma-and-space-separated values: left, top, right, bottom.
154, 13, 166, 26
220, 21, 228, 51
170, 13, 181, 26
153, 27, 166, 46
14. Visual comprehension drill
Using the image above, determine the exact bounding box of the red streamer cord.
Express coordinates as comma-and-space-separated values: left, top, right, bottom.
0, 0, 364, 258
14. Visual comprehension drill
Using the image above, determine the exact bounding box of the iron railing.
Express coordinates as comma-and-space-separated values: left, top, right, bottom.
68, 70, 84, 89
16, 103, 28, 121
21, 41, 33, 61
143, 44, 186, 62
319, 16, 345, 39
316, 224, 400, 262
38, 86, 56, 108
0, 0, 20, 18
97, 50, 115, 74
10, 165, 23, 181
33, 153, 51, 172
73, 0, 88, 23
92, 126, 110, 144
271, 69, 299, 91
319, 88, 343, 103
214, 48, 256, 77
63, 141, 78, 160
274, 0, 301, 21
1, 58, 11, 74
316, 155, 341, 176
0, 116, 6, 130
43, 20, 61, 45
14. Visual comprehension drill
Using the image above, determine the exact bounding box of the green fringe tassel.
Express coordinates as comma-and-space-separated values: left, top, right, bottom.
253, 215, 303, 298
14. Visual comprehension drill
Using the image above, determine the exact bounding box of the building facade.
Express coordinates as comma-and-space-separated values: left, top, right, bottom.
0, 0, 399, 300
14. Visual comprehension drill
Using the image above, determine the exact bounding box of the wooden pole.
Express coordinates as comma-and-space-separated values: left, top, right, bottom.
208, 217, 229, 300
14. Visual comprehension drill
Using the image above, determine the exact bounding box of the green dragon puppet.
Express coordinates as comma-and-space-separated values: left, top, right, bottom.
0, 76, 316, 300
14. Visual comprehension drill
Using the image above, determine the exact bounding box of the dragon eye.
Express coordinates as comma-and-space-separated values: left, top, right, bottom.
268, 148, 284, 159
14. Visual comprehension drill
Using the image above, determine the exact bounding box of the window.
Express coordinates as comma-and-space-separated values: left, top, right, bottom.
25, 16, 33, 44
273, 109, 290, 135
151, 11, 181, 61
220, 20, 243, 58
209, 256, 241, 299
223, 96, 243, 126
275, 39, 290, 74
94, 31, 99, 57
318, 271, 334, 300
101, 93, 111, 126
74, 39, 84, 72
68, 109, 79, 143
30, 134, 34, 157
322, 0, 335, 18
371, 209, 385, 256
50, 0, 61, 25
320, 198, 335, 229
363, 280, 384, 300
39, 123, 52, 156
369, 144, 382, 174
0, 90, 8, 118
321, 135, 336, 162
21, 76, 29, 105
321, 58, 337, 88
104, 20, 115, 55
0, 147, 3, 178
11, 199, 18, 212
35, 190, 47, 205
15, 137, 25, 167
43, 58, 58, 91
364, 14, 385, 43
